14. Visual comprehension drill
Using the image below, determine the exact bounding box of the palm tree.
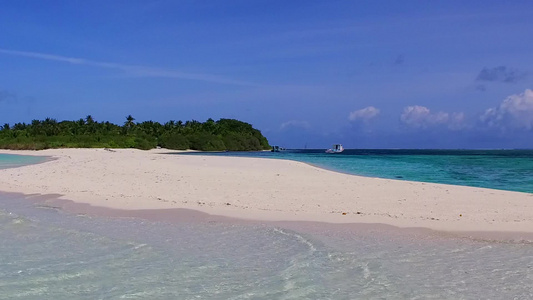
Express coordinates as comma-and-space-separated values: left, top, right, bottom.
125, 115, 135, 124
42, 118, 59, 136
30, 119, 42, 136
124, 115, 136, 133
13, 123, 26, 131
203, 118, 216, 134
164, 120, 175, 131
86, 115, 95, 125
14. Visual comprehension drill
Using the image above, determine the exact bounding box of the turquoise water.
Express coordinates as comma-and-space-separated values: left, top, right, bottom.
3, 150, 531, 193
0, 153, 47, 170
180, 149, 533, 193
1, 152, 533, 298
1, 192, 532, 299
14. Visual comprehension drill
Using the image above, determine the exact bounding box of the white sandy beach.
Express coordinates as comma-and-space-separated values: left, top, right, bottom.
0, 148, 532, 233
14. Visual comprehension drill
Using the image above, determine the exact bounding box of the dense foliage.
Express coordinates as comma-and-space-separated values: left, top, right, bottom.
0, 116, 270, 151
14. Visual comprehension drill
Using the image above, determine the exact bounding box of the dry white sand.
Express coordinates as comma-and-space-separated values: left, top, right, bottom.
1, 148, 532, 233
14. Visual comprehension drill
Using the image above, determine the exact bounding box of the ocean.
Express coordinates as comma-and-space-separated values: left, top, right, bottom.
179, 149, 533, 193
1, 152, 532, 299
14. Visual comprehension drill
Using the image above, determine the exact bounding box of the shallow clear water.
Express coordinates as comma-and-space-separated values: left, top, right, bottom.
1, 153, 533, 298
0, 153, 47, 170
0, 193, 532, 299
179, 149, 533, 193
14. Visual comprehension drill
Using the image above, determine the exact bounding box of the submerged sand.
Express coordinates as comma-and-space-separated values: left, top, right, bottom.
0, 148, 532, 233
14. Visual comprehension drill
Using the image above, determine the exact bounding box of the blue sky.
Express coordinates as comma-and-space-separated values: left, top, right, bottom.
1, 0, 533, 149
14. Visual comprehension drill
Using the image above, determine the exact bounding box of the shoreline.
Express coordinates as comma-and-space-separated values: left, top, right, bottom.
3, 190, 533, 243
1, 148, 533, 236
175, 150, 532, 194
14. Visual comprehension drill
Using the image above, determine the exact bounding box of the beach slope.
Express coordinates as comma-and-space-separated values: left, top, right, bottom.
1, 148, 532, 233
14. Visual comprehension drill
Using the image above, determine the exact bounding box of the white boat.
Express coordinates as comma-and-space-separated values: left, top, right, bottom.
325, 144, 344, 153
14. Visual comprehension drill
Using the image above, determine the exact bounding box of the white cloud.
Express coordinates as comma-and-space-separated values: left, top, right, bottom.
400, 105, 467, 130
280, 120, 311, 130
480, 89, 533, 130
400, 105, 449, 128
348, 106, 380, 122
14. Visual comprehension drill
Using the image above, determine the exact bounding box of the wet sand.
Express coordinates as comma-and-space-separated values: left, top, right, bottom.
2, 190, 532, 244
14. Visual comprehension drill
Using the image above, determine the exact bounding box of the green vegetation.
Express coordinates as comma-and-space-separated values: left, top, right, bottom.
0, 116, 270, 151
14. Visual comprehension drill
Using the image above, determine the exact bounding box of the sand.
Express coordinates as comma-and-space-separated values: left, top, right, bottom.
0, 148, 532, 233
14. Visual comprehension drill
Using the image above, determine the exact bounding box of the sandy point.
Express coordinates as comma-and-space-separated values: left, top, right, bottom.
0, 148, 532, 235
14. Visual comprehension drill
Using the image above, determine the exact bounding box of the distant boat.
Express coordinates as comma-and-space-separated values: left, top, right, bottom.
271, 146, 286, 152
325, 144, 344, 153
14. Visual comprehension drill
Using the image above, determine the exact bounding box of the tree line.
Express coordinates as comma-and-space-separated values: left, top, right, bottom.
0, 115, 271, 151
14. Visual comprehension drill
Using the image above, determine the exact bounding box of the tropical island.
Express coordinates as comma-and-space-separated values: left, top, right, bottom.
0, 115, 271, 151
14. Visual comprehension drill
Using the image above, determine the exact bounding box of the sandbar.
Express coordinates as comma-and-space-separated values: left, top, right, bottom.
0, 148, 532, 234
